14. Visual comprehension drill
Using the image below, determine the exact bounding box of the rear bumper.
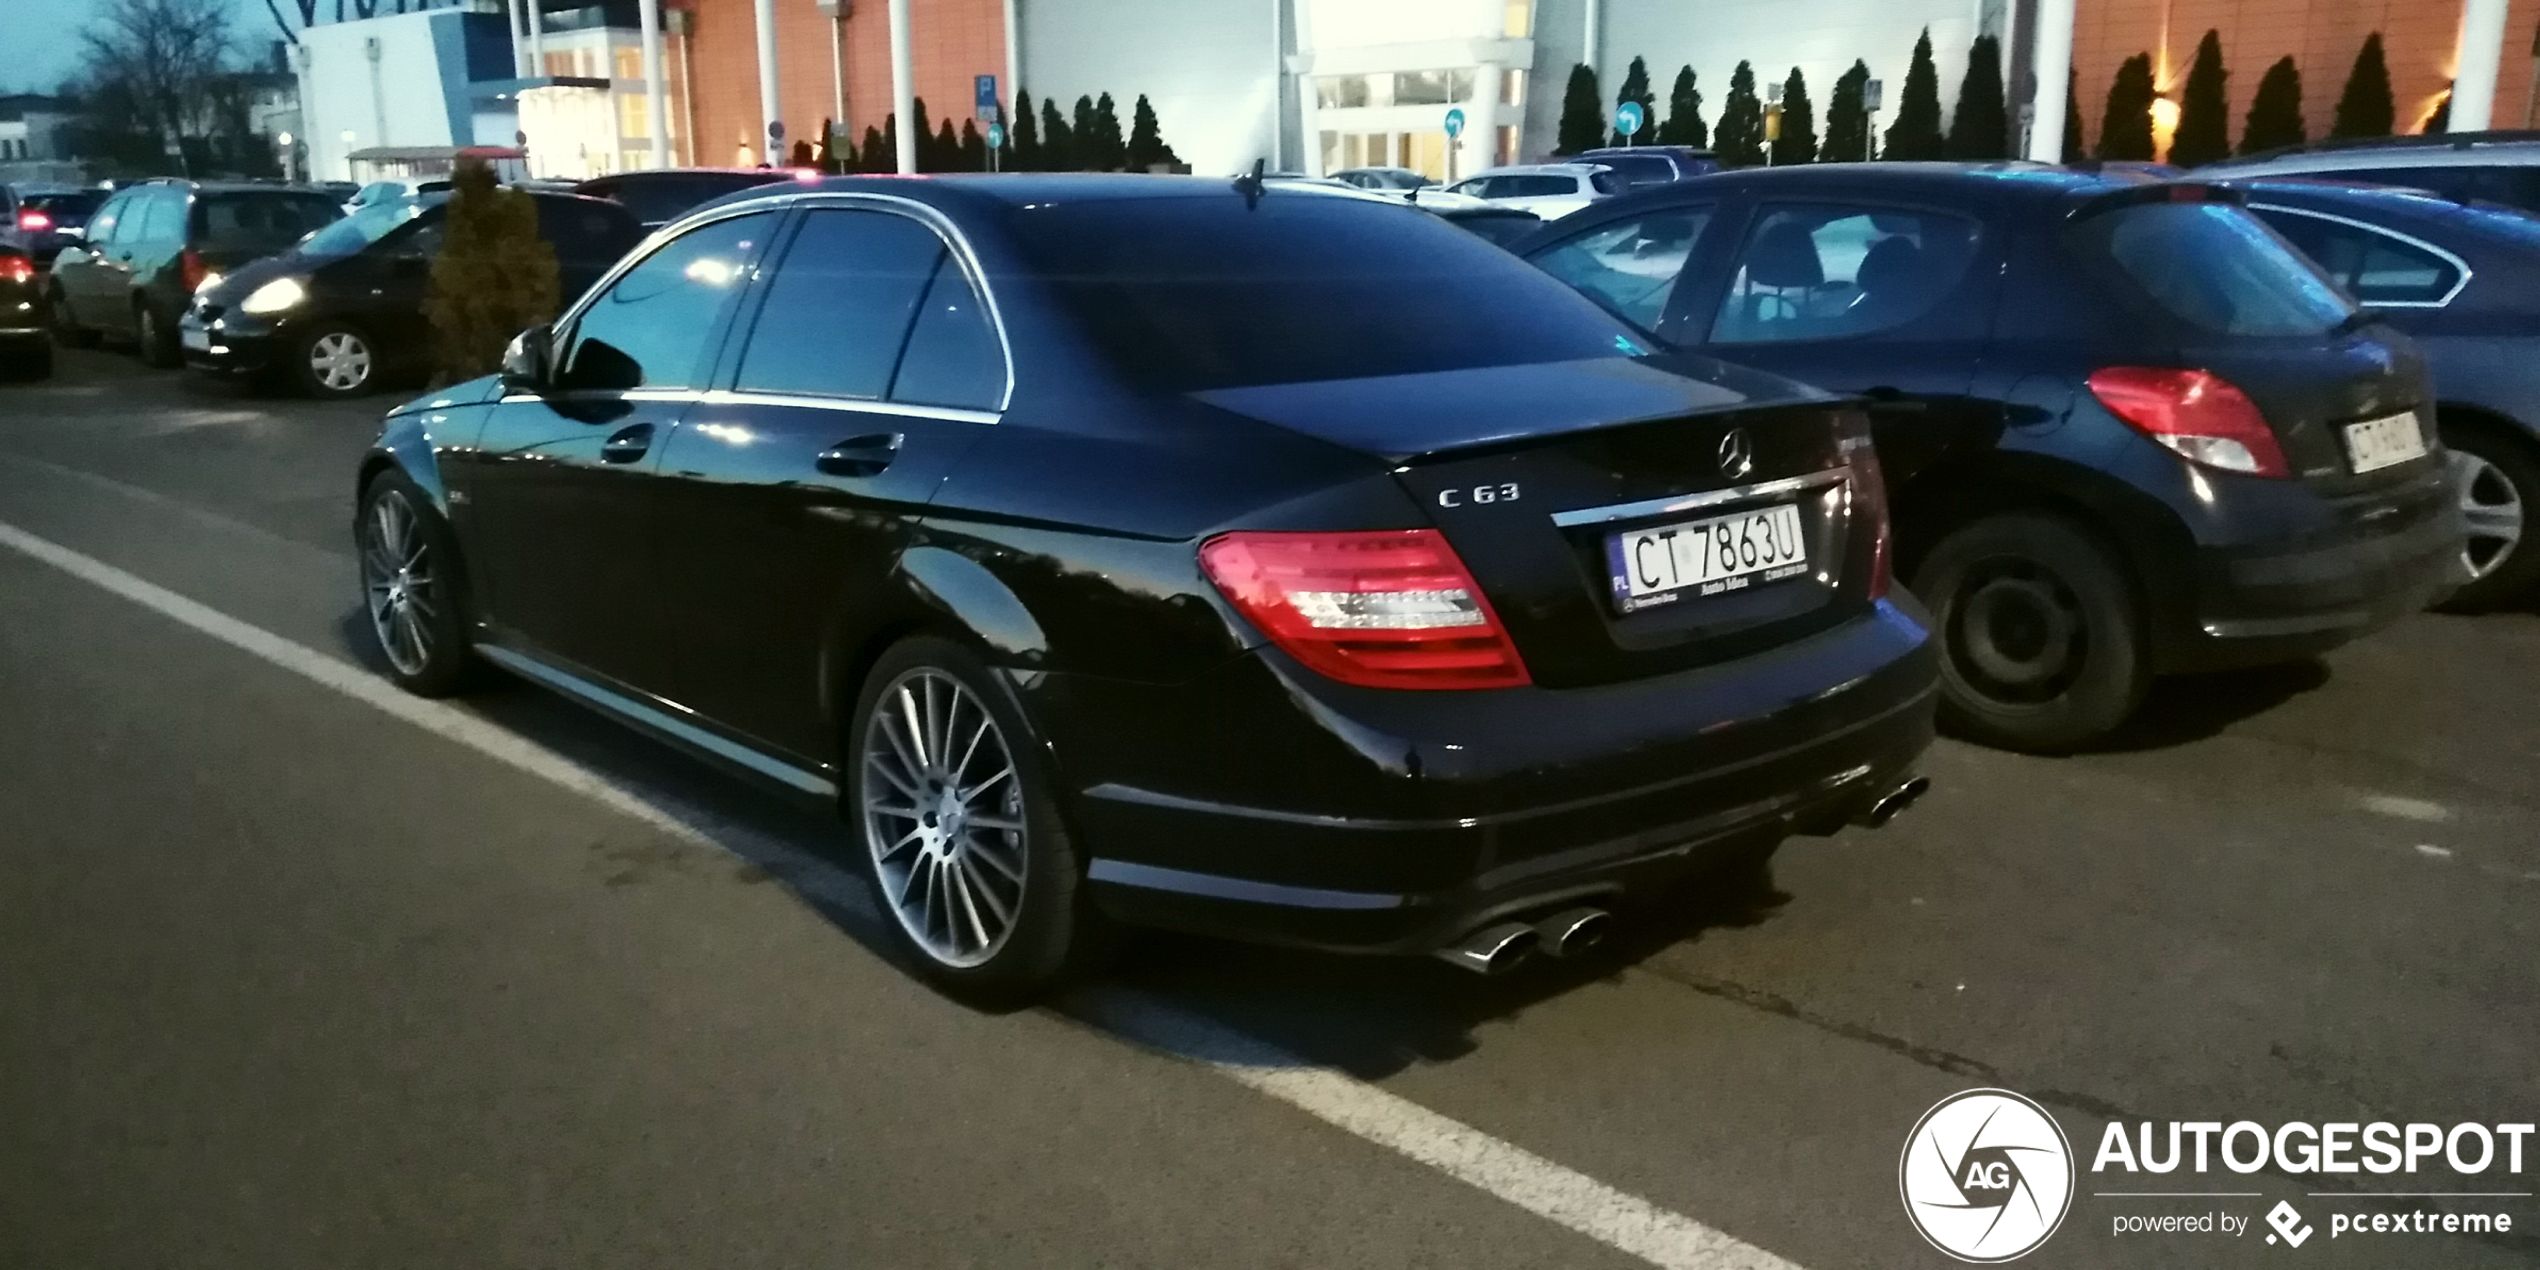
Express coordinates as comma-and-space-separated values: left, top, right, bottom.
2165, 475, 2465, 671
1031, 598, 1939, 954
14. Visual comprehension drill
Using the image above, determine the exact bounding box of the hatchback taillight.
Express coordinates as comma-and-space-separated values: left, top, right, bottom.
18, 209, 51, 232
1199, 529, 1529, 690
2087, 366, 2289, 478
179, 248, 207, 293
0, 255, 30, 285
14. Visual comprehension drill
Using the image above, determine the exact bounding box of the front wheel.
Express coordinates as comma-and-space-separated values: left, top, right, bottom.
1912, 513, 2149, 754
848, 637, 1101, 1004
294, 324, 378, 398
2434, 426, 2538, 613
134, 300, 178, 367
356, 472, 477, 696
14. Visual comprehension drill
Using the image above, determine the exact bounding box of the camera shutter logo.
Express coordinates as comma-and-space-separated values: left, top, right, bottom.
1899, 1089, 2076, 1262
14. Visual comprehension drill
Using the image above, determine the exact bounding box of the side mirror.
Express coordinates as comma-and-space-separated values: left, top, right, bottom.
500, 325, 551, 392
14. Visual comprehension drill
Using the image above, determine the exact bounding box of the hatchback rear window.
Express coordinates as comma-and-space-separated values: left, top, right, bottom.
1003, 194, 1648, 391
1592, 154, 1677, 188
193, 193, 341, 253
2075, 202, 2354, 337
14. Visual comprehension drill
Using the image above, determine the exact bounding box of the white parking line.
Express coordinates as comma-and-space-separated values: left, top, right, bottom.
0, 516, 1805, 1270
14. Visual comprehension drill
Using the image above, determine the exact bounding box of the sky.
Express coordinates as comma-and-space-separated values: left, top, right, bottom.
12, 0, 284, 95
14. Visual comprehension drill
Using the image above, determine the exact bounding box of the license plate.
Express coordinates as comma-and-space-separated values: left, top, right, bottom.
180, 326, 210, 352
2342, 411, 2426, 474
1606, 502, 1809, 613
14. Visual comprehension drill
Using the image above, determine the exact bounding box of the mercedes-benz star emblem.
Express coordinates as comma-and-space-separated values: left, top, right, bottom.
1717, 428, 1755, 479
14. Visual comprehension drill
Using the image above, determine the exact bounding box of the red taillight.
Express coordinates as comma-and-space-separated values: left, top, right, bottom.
2087, 366, 2289, 479
1844, 429, 1893, 599
179, 249, 207, 293
0, 255, 30, 285
1199, 529, 1530, 690
18, 209, 51, 232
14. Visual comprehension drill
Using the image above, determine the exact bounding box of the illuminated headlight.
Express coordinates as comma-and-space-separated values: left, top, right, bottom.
239, 277, 308, 315
193, 270, 223, 294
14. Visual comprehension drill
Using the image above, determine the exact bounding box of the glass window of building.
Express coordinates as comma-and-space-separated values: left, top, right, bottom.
1502, 68, 1527, 107
613, 45, 642, 80
1504, 0, 1532, 37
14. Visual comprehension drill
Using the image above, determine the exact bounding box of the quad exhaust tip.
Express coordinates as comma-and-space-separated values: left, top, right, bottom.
1857, 775, 1932, 829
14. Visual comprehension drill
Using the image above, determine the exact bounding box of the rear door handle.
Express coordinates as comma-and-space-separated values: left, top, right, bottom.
600, 422, 655, 464
816, 432, 902, 478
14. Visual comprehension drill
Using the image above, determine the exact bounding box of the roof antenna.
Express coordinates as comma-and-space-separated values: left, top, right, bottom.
1234, 158, 1267, 208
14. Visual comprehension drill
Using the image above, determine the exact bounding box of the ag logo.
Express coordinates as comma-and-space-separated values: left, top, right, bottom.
1899, 1089, 2075, 1262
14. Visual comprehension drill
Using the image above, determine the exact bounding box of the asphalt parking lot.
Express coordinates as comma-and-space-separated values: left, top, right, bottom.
2, 349, 2535, 1268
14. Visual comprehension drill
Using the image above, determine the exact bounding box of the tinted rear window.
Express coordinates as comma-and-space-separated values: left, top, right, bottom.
2073, 202, 2354, 337
27, 191, 104, 221
1002, 194, 1648, 391
192, 193, 341, 252
1593, 154, 1678, 188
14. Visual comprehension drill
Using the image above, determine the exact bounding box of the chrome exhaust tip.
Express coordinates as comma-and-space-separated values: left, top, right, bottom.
1534, 907, 1612, 958
1435, 921, 1542, 975
1856, 776, 1932, 829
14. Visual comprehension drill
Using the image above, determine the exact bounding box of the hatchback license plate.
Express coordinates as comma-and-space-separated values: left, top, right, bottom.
2343, 411, 2425, 474
1607, 502, 1808, 613
180, 326, 210, 352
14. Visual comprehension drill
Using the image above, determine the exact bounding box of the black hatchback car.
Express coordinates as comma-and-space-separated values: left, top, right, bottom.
1517, 165, 2464, 751
353, 175, 1938, 999
47, 180, 342, 367
183, 190, 643, 397
572, 166, 802, 230
1, 244, 48, 379
2221, 180, 2540, 610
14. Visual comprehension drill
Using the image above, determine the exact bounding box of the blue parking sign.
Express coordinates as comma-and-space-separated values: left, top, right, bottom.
975, 74, 999, 122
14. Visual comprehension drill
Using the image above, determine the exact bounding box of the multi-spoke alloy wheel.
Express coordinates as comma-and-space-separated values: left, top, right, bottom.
2450, 449, 2524, 583
860, 668, 1028, 969
2436, 430, 2540, 612
360, 487, 439, 676
304, 329, 374, 396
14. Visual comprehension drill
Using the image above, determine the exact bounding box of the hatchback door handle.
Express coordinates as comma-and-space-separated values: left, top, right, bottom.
600, 422, 654, 464
816, 432, 901, 478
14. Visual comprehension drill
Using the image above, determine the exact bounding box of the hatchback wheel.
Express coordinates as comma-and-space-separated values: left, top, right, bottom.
357, 473, 476, 696
2434, 426, 2539, 612
849, 637, 1098, 1003
134, 300, 178, 367
297, 325, 377, 398
1913, 513, 2148, 754
49, 285, 98, 348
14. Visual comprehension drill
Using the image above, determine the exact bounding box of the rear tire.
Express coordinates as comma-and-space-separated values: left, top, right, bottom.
134, 299, 178, 368
1912, 513, 2149, 754
356, 471, 479, 697
48, 284, 98, 348
847, 636, 1104, 1005
2433, 423, 2539, 613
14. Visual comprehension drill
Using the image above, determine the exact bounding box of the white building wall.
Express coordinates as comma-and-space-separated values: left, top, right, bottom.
1019, 0, 1284, 176
303, 9, 461, 180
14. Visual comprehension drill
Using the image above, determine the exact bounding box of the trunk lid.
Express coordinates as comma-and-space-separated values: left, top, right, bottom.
1195, 355, 1886, 688
2180, 325, 2436, 495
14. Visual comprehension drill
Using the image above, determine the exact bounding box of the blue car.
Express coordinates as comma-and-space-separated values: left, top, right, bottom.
1515, 164, 2463, 752
2221, 178, 2540, 611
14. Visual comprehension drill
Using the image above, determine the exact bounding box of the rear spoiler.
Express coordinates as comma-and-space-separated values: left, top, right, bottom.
2063, 181, 2245, 222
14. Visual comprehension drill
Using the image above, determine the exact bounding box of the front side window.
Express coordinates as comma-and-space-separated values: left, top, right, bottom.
558, 211, 774, 391
2076, 202, 2353, 337
735, 209, 946, 400
1711, 203, 1983, 345
2253, 209, 2462, 305
1530, 207, 1712, 331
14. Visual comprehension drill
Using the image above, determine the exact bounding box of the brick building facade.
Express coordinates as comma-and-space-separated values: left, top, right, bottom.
673, 0, 1007, 166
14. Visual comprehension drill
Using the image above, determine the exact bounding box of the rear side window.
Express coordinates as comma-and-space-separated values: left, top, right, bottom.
890, 256, 1004, 410
736, 209, 944, 400
558, 212, 774, 391
2252, 208, 2462, 305
534, 197, 643, 262
1529, 207, 1712, 331
193, 194, 340, 252
1710, 204, 1982, 345
133, 190, 185, 243
2074, 202, 2353, 337
607, 176, 704, 226
1587, 170, 1623, 195
1593, 155, 1676, 188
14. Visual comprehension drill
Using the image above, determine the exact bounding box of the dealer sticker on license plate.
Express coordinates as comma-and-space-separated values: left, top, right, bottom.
2342, 411, 2426, 474
1606, 502, 1809, 614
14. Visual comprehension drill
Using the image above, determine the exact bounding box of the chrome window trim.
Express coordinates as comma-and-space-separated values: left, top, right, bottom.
2248, 201, 2474, 309
1550, 467, 1849, 527
497, 387, 1000, 426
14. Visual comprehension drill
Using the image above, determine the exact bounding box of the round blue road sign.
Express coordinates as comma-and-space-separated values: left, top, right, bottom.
1443, 107, 1466, 139
1614, 100, 1645, 138
987, 121, 1006, 149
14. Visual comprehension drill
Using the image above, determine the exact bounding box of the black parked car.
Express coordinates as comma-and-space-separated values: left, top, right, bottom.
1436, 204, 1544, 247
1574, 146, 1722, 185
1, 245, 48, 379
11, 187, 105, 268
573, 167, 801, 230
1517, 165, 2463, 751
46, 180, 342, 367
2221, 180, 2540, 610
353, 175, 1938, 999
184, 190, 644, 397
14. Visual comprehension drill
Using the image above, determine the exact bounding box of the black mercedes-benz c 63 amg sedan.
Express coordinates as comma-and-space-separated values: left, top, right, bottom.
353, 174, 1939, 1001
